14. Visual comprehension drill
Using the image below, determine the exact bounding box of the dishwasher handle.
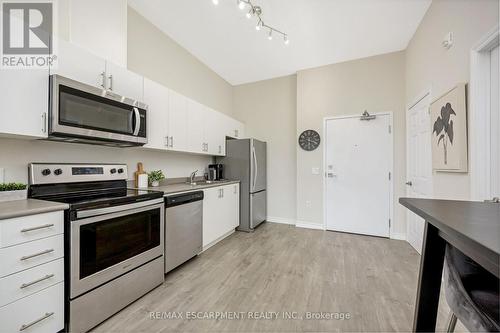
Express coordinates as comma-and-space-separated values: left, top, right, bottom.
165, 191, 204, 208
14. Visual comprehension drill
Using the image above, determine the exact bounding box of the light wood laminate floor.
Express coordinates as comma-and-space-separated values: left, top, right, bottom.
92, 223, 466, 332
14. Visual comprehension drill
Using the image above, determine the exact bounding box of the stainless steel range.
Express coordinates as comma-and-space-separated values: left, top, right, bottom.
29, 163, 165, 333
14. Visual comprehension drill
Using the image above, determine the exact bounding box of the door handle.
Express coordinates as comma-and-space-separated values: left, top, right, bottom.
252, 146, 258, 191
133, 107, 140, 136
405, 181, 413, 186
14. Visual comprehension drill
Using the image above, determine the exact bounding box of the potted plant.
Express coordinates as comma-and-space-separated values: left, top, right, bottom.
0, 183, 28, 202
148, 170, 165, 187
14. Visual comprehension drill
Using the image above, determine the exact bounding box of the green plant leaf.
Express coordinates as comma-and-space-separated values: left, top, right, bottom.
0, 183, 27, 191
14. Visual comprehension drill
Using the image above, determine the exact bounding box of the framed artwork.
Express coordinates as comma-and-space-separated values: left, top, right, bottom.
430, 83, 468, 172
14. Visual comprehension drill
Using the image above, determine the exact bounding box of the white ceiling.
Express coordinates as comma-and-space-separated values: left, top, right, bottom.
128, 0, 431, 85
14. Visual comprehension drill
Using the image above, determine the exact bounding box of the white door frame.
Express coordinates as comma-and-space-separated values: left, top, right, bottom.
322, 112, 394, 237
470, 26, 499, 201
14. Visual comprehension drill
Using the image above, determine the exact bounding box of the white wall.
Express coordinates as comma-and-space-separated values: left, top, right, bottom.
233, 75, 297, 223
405, 0, 499, 200
296, 51, 407, 235
70, 0, 128, 67
0, 139, 209, 184
128, 8, 233, 116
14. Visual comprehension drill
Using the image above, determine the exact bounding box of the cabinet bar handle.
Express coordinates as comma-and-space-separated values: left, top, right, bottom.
100, 71, 106, 88
19, 312, 54, 331
20, 274, 55, 289
170, 136, 174, 148
20, 224, 54, 233
20, 249, 54, 261
41, 112, 47, 133
108, 74, 113, 90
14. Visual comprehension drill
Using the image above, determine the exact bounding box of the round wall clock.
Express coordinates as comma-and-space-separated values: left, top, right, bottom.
298, 130, 321, 151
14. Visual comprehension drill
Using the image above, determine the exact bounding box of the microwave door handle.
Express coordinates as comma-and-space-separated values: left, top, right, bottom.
133, 107, 140, 136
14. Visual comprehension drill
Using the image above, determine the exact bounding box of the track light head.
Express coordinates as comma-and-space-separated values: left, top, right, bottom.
284, 35, 289, 45
255, 19, 261, 31
212, 0, 218, 5
237, 0, 246, 10
268, 29, 273, 40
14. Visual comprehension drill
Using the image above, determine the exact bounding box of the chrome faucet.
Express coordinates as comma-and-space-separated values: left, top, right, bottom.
189, 170, 198, 185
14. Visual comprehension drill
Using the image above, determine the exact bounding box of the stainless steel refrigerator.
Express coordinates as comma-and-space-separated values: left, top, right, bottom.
218, 138, 267, 232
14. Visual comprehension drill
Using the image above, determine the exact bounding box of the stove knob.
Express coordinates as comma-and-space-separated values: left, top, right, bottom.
54, 168, 63, 176
110, 168, 117, 174
117, 168, 124, 174
41, 168, 51, 176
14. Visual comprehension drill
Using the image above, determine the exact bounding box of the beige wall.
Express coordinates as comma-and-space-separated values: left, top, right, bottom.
296, 51, 407, 235
233, 76, 297, 222
128, 8, 233, 116
405, 0, 499, 200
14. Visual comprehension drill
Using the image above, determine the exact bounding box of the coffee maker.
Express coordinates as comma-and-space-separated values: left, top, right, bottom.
208, 164, 224, 181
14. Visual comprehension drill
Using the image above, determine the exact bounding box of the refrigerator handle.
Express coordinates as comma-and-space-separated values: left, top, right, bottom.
252, 145, 258, 191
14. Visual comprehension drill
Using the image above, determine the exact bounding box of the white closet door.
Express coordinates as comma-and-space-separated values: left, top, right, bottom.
490, 46, 499, 198
406, 94, 433, 253
325, 114, 392, 238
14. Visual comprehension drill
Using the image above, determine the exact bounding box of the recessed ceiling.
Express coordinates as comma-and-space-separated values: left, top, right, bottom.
128, 0, 431, 85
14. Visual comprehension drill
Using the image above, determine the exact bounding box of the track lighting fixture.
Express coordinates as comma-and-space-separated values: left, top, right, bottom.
212, 0, 289, 45
255, 19, 262, 30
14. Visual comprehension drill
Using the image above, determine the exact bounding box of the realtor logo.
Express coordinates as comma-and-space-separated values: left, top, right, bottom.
1, 1, 56, 68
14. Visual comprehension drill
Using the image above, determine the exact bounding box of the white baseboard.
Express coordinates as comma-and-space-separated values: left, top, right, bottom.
266, 216, 296, 225
390, 232, 406, 241
295, 221, 325, 230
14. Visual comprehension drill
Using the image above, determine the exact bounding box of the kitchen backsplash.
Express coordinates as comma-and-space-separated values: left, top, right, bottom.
0, 138, 212, 183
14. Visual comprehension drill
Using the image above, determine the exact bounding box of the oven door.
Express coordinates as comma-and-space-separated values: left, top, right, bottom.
70, 201, 164, 299
50, 75, 147, 145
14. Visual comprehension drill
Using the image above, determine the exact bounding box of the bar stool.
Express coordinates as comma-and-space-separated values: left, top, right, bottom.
443, 245, 500, 332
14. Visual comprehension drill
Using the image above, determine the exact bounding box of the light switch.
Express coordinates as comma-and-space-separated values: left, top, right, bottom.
312, 167, 320, 175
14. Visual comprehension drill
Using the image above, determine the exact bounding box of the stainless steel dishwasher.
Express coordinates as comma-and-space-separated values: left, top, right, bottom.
164, 191, 204, 273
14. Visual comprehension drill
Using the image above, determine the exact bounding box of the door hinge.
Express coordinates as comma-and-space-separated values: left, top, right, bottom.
389, 219, 391, 228
388, 125, 392, 134
388, 172, 391, 181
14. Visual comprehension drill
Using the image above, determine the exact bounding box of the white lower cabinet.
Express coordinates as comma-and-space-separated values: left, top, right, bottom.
203, 183, 240, 248
0, 211, 65, 333
0, 282, 64, 333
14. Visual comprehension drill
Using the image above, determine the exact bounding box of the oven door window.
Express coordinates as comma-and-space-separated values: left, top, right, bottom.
59, 85, 137, 136
79, 208, 160, 279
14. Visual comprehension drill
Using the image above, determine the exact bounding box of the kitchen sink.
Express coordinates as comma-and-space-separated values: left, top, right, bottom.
186, 180, 226, 186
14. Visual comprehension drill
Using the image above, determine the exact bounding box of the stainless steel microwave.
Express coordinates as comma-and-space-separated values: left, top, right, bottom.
49, 75, 148, 147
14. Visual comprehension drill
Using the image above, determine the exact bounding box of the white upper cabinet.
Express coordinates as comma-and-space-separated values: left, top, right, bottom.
53, 40, 143, 101
223, 114, 245, 139
143, 78, 169, 150
168, 90, 189, 152
52, 38, 107, 89
105, 61, 143, 101
0, 68, 49, 139
187, 99, 206, 154
205, 108, 226, 156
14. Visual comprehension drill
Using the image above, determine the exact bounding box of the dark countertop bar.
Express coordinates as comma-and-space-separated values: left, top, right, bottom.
399, 198, 500, 256
0, 199, 69, 220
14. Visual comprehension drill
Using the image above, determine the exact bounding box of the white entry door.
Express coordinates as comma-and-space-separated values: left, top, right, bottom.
406, 93, 433, 253
325, 114, 392, 238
